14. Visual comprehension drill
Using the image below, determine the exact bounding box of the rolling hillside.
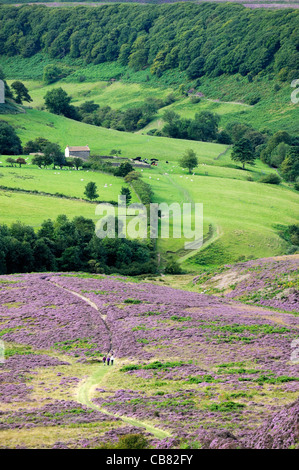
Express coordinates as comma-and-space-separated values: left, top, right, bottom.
0, 259, 298, 448
0, 1, 298, 453
0, 108, 226, 161
0, 104, 298, 265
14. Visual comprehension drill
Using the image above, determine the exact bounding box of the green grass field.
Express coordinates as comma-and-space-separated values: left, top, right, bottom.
12, 80, 174, 111
136, 97, 251, 135
0, 190, 107, 227
2, 55, 298, 134
139, 161, 298, 266
1, 108, 226, 161
0, 105, 297, 266
0, 69, 298, 268
8, 76, 298, 136
0, 162, 138, 202
176, 174, 298, 267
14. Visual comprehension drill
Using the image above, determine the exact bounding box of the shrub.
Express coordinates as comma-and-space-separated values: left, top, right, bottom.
165, 258, 183, 274
288, 69, 299, 82
117, 434, 148, 449
124, 298, 142, 304
43, 64, 70, 84
248, 95, 261, 105
206, 401, 245, 412
259, 173, 281, 184
190, 95, 201, 104
147, 129, 157, 136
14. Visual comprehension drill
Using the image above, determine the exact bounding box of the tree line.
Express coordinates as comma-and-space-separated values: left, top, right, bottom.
43, 87, 175, 132
0, 215, 156, 275
0, 3, 297, 83
177, 122, 299, 184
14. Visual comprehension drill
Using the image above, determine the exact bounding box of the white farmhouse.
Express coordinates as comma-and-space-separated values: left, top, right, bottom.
65, 145, 90, 160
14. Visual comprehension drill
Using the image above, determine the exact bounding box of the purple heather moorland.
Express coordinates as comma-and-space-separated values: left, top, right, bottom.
0, 259, 298, 449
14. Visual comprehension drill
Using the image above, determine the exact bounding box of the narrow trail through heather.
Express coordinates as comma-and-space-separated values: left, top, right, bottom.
48, 278, 171, 441
48, 279, 112, 351
77, 366, 171, 440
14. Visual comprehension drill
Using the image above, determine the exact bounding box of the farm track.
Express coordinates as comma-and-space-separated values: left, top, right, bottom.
179, 222, 223, 263
160, 172, 223, 262
48, 278, 171, 440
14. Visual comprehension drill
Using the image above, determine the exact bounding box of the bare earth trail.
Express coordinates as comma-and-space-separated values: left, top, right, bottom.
235, 303, 299, 330
49, 279, 113, 350
48, 278, 171, 440
77, 366, 171, 440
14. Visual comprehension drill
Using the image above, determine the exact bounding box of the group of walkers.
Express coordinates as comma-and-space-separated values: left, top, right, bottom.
102, 353, 114, 366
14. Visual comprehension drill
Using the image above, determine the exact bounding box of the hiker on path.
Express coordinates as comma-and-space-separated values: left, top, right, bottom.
102, 355, 106, 366
107, 356, 110, 366
110, 355, 114, 365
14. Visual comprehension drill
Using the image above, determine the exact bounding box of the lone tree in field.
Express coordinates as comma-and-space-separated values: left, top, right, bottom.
180, 149, 198, 174
73, 157, 84, 171
115, 162, 133, 177
84, 181, 99, 201
44, 88, 76, 118
11, 81, 32, 104
120, 186, 132, 205
43, 142, 64, 169
6, 157, 16, 167
231, 138, 256, 170
16, 157, 26, 168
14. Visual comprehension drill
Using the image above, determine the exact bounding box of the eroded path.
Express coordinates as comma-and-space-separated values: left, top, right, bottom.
49, 278, 112, 350
49, 278, 171, 440
77, 366, 171, 440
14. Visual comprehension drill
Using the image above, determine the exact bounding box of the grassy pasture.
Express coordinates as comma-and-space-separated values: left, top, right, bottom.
12, 77, 298, 138
0, 190, 106, 227
0, 107, 297, 263
0, 73, 298, 265
137, 98, 250, 135
0, 162, 137, 202
2, 54, 298, 134
176, 174, 298, 268
139, 163, 298, 265
13, 80, 174, 111
0, 108, 225, 161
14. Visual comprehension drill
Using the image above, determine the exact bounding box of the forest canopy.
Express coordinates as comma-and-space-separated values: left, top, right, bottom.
0, 3, 298, 81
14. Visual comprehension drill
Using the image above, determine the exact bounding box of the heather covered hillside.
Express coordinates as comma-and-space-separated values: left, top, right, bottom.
0, 258, 298, 449
0, 1, 298, 452
193, 254, 299, 312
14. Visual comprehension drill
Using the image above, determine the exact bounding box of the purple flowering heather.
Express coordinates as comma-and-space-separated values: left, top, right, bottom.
194, 256, 299, 313
0, 259, 298, 449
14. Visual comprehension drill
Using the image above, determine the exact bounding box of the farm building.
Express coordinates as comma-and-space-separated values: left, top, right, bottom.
65, 145, 90, 160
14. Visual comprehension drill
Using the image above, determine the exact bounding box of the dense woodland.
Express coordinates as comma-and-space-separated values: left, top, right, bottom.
0, 2, 298, 277
0, 216, 156, 275
0, 3, 298, 82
